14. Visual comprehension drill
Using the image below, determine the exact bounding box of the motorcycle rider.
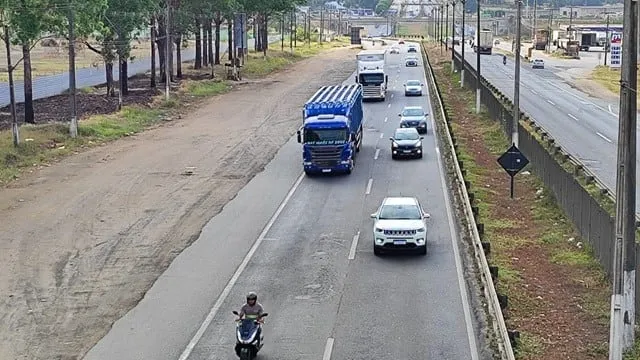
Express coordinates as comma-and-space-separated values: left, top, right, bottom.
236, 292, 265, 346
503, 55, 507, 65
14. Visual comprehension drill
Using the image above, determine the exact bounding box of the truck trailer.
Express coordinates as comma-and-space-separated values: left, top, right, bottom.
473, 29, 493, 54
355, 49, 388, 101
297, 84, 364, 175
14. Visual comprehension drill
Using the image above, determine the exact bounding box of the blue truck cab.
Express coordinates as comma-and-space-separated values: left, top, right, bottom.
296, 85, 364, 175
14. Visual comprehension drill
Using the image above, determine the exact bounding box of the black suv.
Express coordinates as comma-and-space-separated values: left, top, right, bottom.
390, 128, 423, 159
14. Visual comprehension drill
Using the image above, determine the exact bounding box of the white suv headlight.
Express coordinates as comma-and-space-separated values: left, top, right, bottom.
375, 228, 384, 232
417, 227, 425, 232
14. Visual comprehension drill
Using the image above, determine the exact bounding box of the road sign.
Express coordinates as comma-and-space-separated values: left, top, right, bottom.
497, 144, 529, 198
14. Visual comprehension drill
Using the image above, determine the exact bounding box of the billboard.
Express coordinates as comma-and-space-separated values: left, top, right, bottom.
609, 32, 622, 68
233, 13, 248, 52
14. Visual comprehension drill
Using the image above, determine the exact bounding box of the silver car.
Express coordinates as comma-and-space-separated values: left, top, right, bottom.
399, 106, 428, 134
404, 79, 423, 96
405, 56, 418, 67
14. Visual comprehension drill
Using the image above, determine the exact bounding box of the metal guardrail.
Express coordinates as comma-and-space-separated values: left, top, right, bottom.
419, 42, 516, 359
451, 49, 640, 224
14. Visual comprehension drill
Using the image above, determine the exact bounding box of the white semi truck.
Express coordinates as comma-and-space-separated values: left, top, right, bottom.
355, 49, 388, 101
473, 29, 493, 55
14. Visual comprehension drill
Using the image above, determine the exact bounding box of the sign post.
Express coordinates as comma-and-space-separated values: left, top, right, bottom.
497, 144, 530, 198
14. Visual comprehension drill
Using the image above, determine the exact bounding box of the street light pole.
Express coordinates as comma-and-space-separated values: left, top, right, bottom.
512, 0, 521, 147
451, 1, 456, 73
604, 13, 610, 66
445, 3, 449, 50
460, 0, 465, 88
475, 0, 481, 113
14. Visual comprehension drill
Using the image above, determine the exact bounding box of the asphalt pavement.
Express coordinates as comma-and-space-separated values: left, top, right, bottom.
453, 44, 640, 213
0, 36, 280, 107
84, 41, 482, 360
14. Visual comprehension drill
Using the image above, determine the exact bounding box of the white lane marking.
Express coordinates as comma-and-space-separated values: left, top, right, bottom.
391, 93, 394, 98
384, 116, 388, 122
530, 89, 538, 95
380, 133, 384, 139
545, 81, 617, 118
423, 57, 480, 360
546, 99, 555, 105
348, 231, 361, 260
323, 338, 335, 360
177, 172, 305, 360
365, 178, 373, 195
568, 113, 578, 121
435, 146, 440, 155
597, 131, 612, 143
608, 104, 618, 116
374, 148, 380, 160
388, 103, 391, 108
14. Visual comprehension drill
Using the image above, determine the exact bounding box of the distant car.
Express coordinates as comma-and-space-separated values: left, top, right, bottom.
398, 39, 405, 44
405, 56, 418, 67
532, 58, 544, 69
389, 47, 400, 54
390, 128, 423, 159
494, 39, 500, 45
407, 45, 417, 53
370, 196, 430, 256
403, 79, 423, 96
399, 106, 428, 134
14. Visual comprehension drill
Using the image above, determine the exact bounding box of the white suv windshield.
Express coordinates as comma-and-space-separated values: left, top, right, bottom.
379, 204, 421, 220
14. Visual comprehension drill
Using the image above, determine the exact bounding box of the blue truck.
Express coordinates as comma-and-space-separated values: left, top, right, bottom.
296, 84, 364, 175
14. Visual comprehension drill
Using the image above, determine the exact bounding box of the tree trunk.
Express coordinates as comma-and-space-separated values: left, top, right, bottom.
262, 14, 269, 56
253, 15, 258, 51
194, 18, 202, 69
175, 34, 182, 78
118, 55, 129, 96
151, 17, 157, 87
227, 17, 233, 61
207, 20, 213, 66
105, 62, 115, 96
202, 19, 208, 66
214, 15, 221, 65
156, 16, 167, 83
22, 42, 34, 124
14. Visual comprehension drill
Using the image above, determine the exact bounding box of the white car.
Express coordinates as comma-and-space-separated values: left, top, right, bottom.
403, 79, 423, 96
532, 58, 544, 69
370, 197, 430, 256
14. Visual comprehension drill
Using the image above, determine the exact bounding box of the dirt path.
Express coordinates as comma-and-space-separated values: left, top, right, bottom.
0, 47, 357, 360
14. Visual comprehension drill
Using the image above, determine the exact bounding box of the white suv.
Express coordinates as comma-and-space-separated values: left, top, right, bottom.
370, 197, 430, 256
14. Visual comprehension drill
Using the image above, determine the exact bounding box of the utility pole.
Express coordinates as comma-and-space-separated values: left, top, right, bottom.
451, 1, 456, 73
476, 0, 481, 114
4, 25, 18, 146
546, 8, 553, 53
604, 13, 610, 66
281, 13, 284, 51
610, 0, 637, 355
68, 0, 78, 138
164, 0, 170, 100
320, 6, 324, 44
512, 0, 521, 147
532, 0, 537, 40
445, 4, 449, 50
460, 0, 466, 88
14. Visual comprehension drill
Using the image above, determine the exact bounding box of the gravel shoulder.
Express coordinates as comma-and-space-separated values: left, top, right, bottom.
0, 46, 357, 360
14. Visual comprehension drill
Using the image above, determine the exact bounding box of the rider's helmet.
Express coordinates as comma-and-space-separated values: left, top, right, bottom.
246, 291, 258, 302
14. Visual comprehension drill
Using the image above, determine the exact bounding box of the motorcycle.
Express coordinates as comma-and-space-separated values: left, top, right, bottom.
503, 56, 507, 65
232, 310, 268, 360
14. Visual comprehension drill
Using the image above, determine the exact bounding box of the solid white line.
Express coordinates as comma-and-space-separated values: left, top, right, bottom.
374, 148, 380, 160
546, 99, 555, 105
323, 338, 335, 360
597, 131, 612, 143
348, 231, 361, 260
423, 59, 480, 360
568, 113, 578, 121
435, 147, 440, 155
365, 178, 373, 195
177, 172, 305, 360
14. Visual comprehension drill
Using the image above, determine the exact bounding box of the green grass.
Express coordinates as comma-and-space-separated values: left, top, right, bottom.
514, 333, 544, 358
0, 37, 349, 186
591, 65, 624, 95
186, 80, 230, 97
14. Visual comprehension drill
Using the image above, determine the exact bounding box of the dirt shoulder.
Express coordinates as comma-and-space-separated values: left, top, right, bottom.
427, 44, 610, 359
0, 46, 357, 360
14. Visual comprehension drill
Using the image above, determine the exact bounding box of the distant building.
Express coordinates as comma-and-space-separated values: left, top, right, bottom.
558, 4, 624, 19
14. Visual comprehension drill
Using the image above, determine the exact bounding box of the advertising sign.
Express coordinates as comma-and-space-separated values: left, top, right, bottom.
233, 13, 248, 52
609, 32, 622, 68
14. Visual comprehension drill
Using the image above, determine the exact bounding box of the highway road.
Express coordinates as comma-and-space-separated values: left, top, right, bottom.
84, 41, 484, 360
0, 36, 280, 108
453, 44, 640, 213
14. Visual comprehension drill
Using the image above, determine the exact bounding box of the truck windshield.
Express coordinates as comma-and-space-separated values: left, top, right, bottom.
359, 73, 384, 85
304, 128, 349, 145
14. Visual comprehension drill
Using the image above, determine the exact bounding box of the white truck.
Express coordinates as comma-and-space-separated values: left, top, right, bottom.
474, 29, 493, 55
355, 49, 388, 101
